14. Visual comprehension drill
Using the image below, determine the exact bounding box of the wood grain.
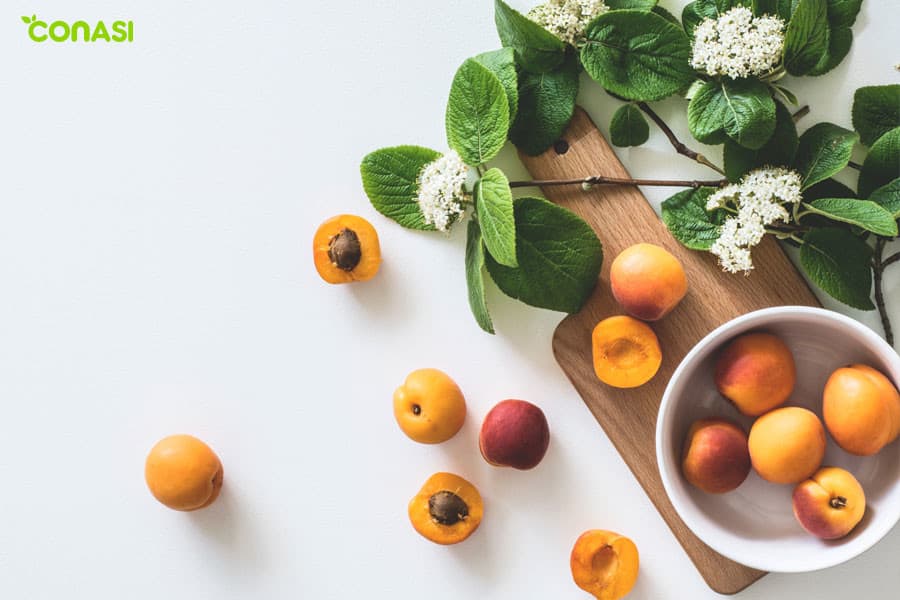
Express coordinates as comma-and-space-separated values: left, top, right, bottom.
519, 108, 821, 595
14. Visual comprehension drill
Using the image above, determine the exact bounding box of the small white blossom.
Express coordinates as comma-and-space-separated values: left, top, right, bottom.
528, 0, 609, 45
416, 150, 469, 232
707, 167, 802, 273
691, 7, 785, 79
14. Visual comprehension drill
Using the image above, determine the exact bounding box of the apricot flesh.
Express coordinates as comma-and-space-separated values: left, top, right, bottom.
610, 243, 688, 321
748, 407, 825, 484
792, 466, 866, 540
570, 530, 639, 600
715, 332, 796, 416
823, 365, 900, 456
393, 368, 466, 444
682, 418, 751, 494
408, 472, 483, 545
145, 434, 223, 511
479, 399, 550, 470
592, 315, 662, 388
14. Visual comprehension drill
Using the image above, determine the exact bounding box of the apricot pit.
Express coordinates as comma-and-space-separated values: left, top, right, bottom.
313, 214, 381, 284
408, 472, 483, 545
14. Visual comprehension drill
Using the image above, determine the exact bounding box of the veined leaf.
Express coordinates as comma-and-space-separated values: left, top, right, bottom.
476, 168, 517, 268
610, 104, 650, 147
852, 84, 900, 147
688, 79, 776, 149
360, 146, 441, 230
800, 227, 874, 310
661, 187, 725, 250
446, 59, 510, 167
509, 54, 579, 156
465, 220, 495, 334
494, 0, 566, 73
858, 127, 900, 198
804, 198, 898, 236
783, 0, 829, 76
793, 122, 858, 190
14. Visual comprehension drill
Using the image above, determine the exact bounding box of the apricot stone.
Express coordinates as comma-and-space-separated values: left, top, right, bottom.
682, 418, 751, 494
610, 243, 688, 321
570, 530, 639, 600
793, 466, 866, 540
823, 365, 900, 456
715, 332, 796, 416
479, 400, 550, 470
748, 407, 825, 484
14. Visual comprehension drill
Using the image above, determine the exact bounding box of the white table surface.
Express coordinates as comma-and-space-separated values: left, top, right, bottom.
1, 1, 898, 598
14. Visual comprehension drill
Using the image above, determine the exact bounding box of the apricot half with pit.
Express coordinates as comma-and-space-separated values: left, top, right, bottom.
313, 214, 381, 284
479, 399, 550, 470
408, 472, 483, 545
715, 332, 796, 416
393, 368, 466, 444
145, 434, 223, 511
610, 243, 687, 321
592, 315, 662, 388
570, 530, 639, 600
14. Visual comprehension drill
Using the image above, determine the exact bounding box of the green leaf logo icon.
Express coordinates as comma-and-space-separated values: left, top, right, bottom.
22, 15, 32, 24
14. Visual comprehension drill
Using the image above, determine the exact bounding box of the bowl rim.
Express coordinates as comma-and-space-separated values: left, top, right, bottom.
655, 305, 900, 573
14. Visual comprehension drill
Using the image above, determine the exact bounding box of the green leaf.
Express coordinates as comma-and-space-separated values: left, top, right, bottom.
869, 178, 900, 218
509, 54, 579, 156
804, 199, 898, 236
688, 79, 776, 150
783, 0, 829, 76
474, 49, 519, 127
806, 0, 862, 76
852, 85, 900, 147
683, 0, 753, 36
661, 188, 726, 250
724, 101, 797, 181
360, 146, 441, 230
606, 0, 658, 9
803, 178, 856, 201
651, 6, 681, 25
485, 197, 603, 313
476, 168, 517, 268
822, 0, 862, 29
494, 0, 566, 73
21, 15, 32, 24
800, 227, 874, 310
610, 104, 650, 147
446, 59, 510, 167
581, 10, 694, 102
858, 127, 900, 198
793, 122, 858, 190
465, 220, 495, 334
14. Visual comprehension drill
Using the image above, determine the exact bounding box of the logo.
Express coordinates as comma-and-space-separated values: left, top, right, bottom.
22, 15, 134, 43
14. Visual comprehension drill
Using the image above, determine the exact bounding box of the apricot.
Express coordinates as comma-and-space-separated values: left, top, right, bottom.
682, 418, 751, 494
479, 400, 550, 470
408, 472, 483, 545
393, 368, 466, 444
592, 315, 662, 388
823, 365, 900, 456
715, 332, 796, 416
610, 243, 688, 321
570, 530, 639, 600
145, 434, 223, 511
312, 214, 381, 284
748, 407, 825, 484
792, 466, 866, 540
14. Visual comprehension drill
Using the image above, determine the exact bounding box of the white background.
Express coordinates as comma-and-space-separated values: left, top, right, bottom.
0, 0, 898, 598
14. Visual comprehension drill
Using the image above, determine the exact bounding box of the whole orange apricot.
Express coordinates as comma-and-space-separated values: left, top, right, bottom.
823, 365, 900, 455
570, 530, 639, 600
792, 466, 866, 540
748, 407, 825, 484
682, 418, 751, 494
408, 472, 483, 545
610, 243, 688, 321
715, 332, 796, 416
393, 369, 466, 444
145, 434, 223, 511
592, 315, 662, 388
313, 214, 381, 284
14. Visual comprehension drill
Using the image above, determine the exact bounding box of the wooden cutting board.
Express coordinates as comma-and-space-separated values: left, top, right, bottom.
519, 108, 821, 595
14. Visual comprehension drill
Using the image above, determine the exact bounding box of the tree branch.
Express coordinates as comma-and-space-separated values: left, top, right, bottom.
884, 250, 900, 268
873, 237, 895, 347
792, 105, 810, 122
636, 102, 726, 175
508, 175, 727, 189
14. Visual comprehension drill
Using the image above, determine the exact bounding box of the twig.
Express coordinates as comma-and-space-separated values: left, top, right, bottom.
636, 102, 726, 175
848, 161, 863, 171
792, 105, 810, 122
885, 250, 900, 268
508, 175, 727, 189
873, 237, 895, 347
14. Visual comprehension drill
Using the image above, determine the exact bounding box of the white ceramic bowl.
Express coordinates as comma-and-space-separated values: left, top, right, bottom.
656, 306, 900, 573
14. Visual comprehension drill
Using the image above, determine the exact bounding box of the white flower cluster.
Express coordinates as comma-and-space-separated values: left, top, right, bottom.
707, 167, 803, 273
416, 150, 469, 232
691, 6, 785, 79
528, 0, 608, 45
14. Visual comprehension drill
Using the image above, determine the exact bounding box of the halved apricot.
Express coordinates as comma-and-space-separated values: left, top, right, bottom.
570, 530, 639, 600
592, 315, 662, 388
408, 472, 483, 545
312, 214, 381, 284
